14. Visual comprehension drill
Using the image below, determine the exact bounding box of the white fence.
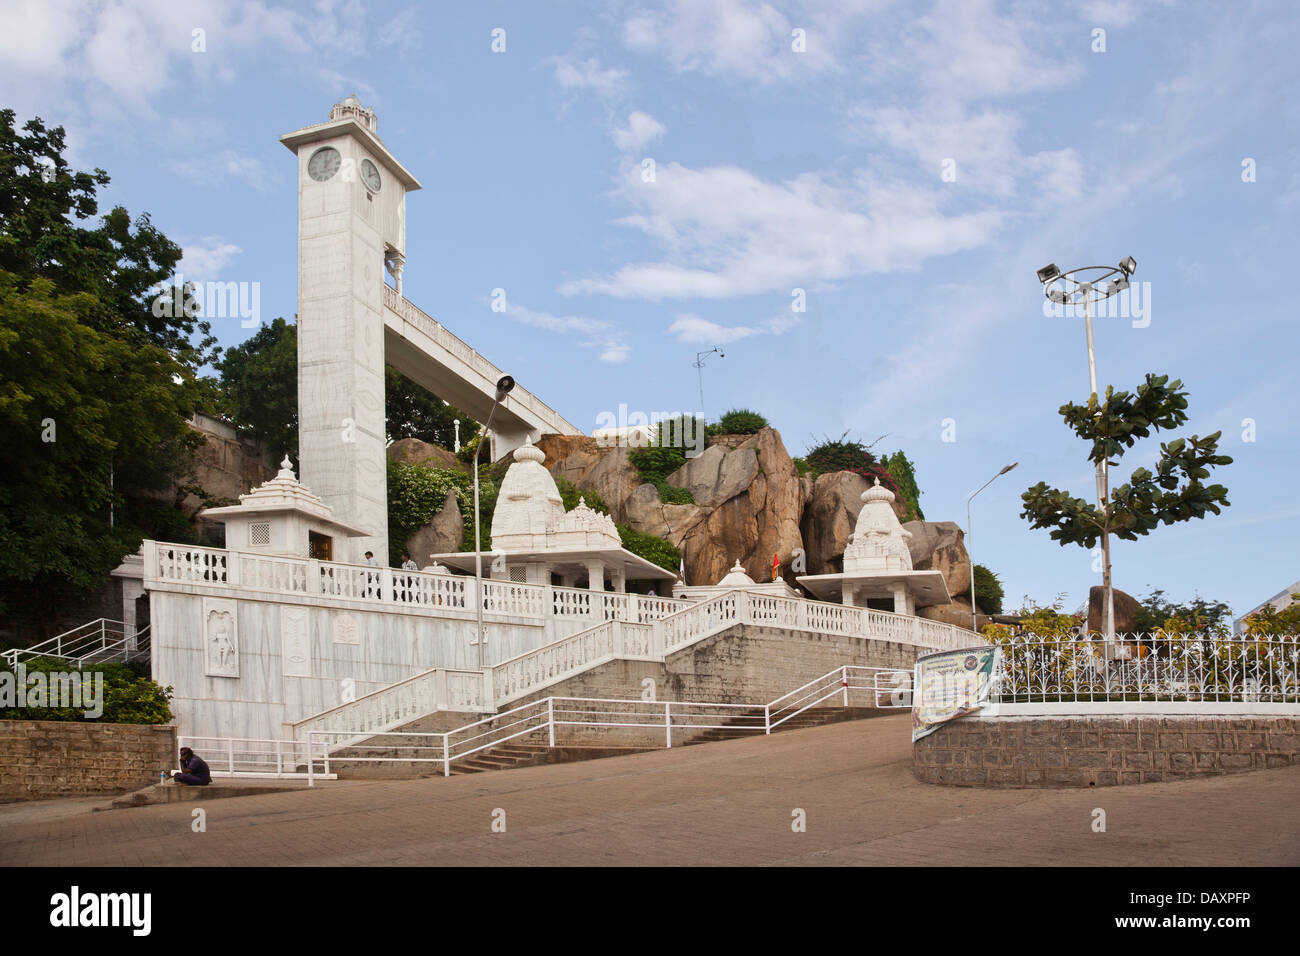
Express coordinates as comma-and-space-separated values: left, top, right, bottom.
990, 632, 1300, 705
2, 619, 152, 668
176, 735, 335, 780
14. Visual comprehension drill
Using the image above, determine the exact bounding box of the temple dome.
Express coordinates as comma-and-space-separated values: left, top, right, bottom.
842, 478, 913, 573
490, 443, 620, 551
717, 560, 756, 587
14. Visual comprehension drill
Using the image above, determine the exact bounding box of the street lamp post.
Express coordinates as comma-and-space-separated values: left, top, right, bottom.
473, 375, 516, 670
692, 346, 724, 417
966, 462, 1018, 633
1036, 257, 1137, 643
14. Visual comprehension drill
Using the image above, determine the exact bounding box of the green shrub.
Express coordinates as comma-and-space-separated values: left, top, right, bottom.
0, 657, 173, 724
386, 460, 497, 562
556, 477, 610, 515
628, 445, 695, 504
971, 564, 1004, 616
880, 450, 924, 522
710, 408, 768, 435
616, 523, 681, 573
803, 435, 903, 499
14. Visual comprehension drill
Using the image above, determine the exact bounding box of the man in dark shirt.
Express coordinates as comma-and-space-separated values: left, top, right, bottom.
173, 747, 212, 786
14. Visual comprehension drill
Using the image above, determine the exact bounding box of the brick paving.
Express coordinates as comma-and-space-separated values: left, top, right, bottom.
2, 713, 1297, 866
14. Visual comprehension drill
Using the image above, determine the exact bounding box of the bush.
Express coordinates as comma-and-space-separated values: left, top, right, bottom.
0, 657, 173, 724
971, 564, 1004, 616
616, 523, 681, 573
555, 477, 610, 515
710, 408, 768, 435
803, 435, 903, 499
628, 445, 695, 504
386, 460, 497, 562
880, 450, 924, 522
1132, 588, 1233, 636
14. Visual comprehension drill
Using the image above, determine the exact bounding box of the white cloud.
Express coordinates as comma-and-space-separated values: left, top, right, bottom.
668, 311, 799, 344
507, 304, 630, 363
623, 0, 826, 83
166, 149, 275, 190
612, 111, 666, 151
563, 161, 1002, 300
179, 237, 242, 277
549, 55, 630, 99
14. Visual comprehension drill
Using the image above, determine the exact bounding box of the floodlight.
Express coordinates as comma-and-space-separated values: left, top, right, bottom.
1037, 263, 1061, 284
495, 375, 516, 400
1118, 256, 1137, 275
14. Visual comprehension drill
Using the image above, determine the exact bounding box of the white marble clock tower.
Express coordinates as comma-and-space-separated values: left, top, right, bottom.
281, 96, 422, 563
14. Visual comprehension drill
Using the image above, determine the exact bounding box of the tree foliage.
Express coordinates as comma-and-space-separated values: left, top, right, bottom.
709, 408, 768, 435
0, 109, 211, 626
1021, 374, 1232, 549
0, 658, 173, 724
1132, 588, 1233, 636
972, 564, 1004, 616
879, 450, 924, 522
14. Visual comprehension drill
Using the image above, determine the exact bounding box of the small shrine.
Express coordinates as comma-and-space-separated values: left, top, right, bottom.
674, 560, 804, 602
200, 457, 370, 562
428, 443, 676, 591
797, 478, 949, 614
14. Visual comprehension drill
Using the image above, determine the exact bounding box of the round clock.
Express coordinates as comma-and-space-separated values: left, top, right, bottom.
360, 158, 382, 192
307, 146, 341, 182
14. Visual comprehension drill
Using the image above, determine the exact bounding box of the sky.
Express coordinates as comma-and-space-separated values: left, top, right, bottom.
3, 0, 1298, 620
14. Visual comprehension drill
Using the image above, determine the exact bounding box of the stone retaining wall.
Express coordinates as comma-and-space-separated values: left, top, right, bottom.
0, 720, 177, 800
912, 715, 1300, 788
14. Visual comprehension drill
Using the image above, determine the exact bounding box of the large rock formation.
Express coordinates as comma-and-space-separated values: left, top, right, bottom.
920, 598, 988, 633
902, 520, 972, 598
800, 471, 870, 575
535, 435, 644, 521
388, 438, 467, 473
403, 489, 464, 564
666, 444, 758, 509
1087, 586, 1142, 634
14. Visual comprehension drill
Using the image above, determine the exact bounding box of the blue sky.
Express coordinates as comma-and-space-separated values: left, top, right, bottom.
5, 0, 1298, 618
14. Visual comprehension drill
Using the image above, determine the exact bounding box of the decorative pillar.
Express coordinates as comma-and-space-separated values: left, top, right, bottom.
892, 585, 908, 615
611, 568, 626, 593
841, 582, 855, 607
586, 561, 605, 592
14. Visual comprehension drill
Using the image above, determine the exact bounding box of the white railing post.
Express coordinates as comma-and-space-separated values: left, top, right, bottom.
842, 665, 849, 706
226, 550, 240, 587
307, 734, 315, 787
547, 698, 555, 747
665, 701, 672, 748
276, 739, 283, 777
764, 703, 771, 735
227, 737, 235, 776
443, 734, 451, 777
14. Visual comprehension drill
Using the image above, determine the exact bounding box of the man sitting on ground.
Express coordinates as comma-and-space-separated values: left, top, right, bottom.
172, 747, 212, 786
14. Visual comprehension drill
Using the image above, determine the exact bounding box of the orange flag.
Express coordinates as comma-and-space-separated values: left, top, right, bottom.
771, 552, 780, 581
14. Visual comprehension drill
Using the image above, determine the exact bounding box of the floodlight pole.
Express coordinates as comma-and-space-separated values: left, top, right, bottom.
1083, 293, 1115, 644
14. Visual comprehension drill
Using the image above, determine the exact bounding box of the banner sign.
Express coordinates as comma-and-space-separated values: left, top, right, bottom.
911, 645, 1001, 742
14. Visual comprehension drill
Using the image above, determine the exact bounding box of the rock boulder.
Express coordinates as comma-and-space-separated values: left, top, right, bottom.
1087, 586, 1142, 635
902, 520, 971, 598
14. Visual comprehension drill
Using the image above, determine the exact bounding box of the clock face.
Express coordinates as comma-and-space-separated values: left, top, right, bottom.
307, 147, 341, 182
361, 158, 382, 193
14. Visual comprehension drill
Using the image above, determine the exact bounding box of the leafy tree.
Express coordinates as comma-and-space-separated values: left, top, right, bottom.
216, 316, 298, 460
804, 433, 904, 500
971, 564, 1004, 616
1241, 594, 1300, 637
1132, 588, 1232, 636
1020, 374, 1231, 635
710, 408, 768, 435
880, 450, 924, 522
616, 523, 681, 573
0, 110, 210, 630
555, 477, 610, 515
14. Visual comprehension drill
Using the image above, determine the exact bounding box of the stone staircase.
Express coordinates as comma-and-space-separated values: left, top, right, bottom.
435, 705, 889, 777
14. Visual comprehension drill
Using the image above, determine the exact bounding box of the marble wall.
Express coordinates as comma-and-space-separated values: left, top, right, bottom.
151, 589, 578, 741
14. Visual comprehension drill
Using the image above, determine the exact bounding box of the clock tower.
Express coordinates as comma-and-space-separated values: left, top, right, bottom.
281, 96, 422, 563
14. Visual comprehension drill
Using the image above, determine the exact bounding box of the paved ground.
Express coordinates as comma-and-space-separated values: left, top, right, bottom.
3, 714, 1297, 866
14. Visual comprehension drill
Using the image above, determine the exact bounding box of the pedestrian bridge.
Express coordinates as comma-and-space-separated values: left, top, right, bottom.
381, 286, 582, 456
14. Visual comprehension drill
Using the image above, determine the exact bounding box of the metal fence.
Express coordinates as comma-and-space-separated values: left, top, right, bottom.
989, 632, 1300, 704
